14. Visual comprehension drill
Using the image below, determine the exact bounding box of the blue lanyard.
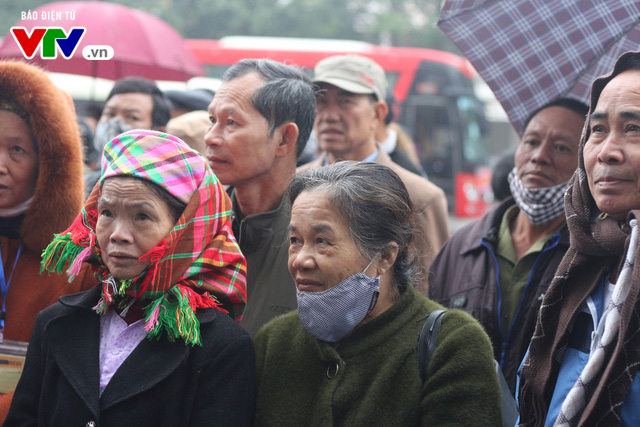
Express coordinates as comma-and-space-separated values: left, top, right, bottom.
0, 242, 23, 329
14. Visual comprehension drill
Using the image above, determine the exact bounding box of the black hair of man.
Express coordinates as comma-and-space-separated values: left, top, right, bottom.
384, 92, 397, 125
221, 59, 317, 159
523, 98, 589, 132
106, 77, 171, 129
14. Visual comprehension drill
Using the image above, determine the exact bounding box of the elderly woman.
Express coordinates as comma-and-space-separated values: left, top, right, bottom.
0, 61, 96, 343
0, 61, 98, 420
254, 161, 501, 426
6, 130, 255, 425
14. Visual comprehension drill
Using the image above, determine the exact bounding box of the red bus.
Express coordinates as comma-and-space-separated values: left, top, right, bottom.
186, 36, 492, 217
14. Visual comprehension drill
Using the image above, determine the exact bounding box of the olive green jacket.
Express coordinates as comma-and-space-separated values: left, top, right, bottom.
254, 286, 502, 426
232, 192, 297, 336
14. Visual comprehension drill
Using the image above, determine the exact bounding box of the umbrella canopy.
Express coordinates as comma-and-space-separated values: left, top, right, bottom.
438, 0, 640, 135
0, 1, 204, 81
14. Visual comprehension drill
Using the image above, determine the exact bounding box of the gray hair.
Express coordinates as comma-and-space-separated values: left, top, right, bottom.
288, 161, 420, 293
222, 59, 317, 158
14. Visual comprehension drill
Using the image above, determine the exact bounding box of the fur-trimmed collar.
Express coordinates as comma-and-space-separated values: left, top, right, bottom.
0, 61, 84, 252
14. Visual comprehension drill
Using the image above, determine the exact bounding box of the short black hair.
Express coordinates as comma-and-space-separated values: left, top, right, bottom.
222, 59, 317, 159
523, 98, 589, 132
106, 77, 171, 129
384, 93, 397, 125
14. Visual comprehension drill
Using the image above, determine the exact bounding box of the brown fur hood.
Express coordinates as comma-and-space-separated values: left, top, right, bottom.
0, 61, 84, 253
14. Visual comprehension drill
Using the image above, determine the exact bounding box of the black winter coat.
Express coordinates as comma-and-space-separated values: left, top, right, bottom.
429, 198, 569, 394
5, 286, 256, 427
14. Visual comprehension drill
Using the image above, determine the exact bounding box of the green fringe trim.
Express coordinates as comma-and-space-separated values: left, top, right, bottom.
143, 287, 203, 347
40, 233, 85, 281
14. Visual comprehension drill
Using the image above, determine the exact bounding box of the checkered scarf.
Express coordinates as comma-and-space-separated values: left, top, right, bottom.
508, 167, 569, 225
41, 130, 247, 346
518, 51, 640, 426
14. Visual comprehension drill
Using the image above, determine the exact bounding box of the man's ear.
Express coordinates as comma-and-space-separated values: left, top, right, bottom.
375, 241, 399, 277
372, 101, 388, 131
276, 122, 299, 158
153, 125, 167, 133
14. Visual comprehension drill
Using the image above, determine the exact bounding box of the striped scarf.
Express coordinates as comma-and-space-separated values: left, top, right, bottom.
554, 219, 639, 426
41, 130, 247, 346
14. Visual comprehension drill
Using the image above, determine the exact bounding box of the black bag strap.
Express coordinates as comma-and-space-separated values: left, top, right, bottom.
417, 308, 519, 427
417, 309, 446, 382
494, 360, 519, 427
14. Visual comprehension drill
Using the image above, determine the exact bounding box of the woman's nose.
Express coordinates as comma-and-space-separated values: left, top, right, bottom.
109, 221, 133, 243
290, 246, 315, 270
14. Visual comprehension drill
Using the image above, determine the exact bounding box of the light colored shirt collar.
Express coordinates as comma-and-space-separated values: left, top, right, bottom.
323, 147, 379, 165
379, 128, 398, 154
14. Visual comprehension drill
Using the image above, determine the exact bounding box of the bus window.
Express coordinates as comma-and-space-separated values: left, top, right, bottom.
457, 96, 487, 167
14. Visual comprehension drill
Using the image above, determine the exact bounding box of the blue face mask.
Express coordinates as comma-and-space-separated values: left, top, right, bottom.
296, 256, 380, 343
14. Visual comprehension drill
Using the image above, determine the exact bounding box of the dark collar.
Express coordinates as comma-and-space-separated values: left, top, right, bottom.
458, 197, 569, 255
0, 214, 24, 239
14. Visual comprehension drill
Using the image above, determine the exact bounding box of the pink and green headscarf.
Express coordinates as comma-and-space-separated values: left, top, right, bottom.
41, 129, 247, 346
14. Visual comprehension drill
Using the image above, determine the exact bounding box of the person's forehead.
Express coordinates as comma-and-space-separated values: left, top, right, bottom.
0, 109, 30, 130
525, 106, 584, 134
594, 70, 640, 111
105, 92, 153, 111
209, 73, 265, 110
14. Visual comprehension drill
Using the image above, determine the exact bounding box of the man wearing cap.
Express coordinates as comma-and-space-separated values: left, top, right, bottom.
300, 54, 449, 288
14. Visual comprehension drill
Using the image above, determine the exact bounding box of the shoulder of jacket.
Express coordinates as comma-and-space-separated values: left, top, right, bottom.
254, 311, 302, 346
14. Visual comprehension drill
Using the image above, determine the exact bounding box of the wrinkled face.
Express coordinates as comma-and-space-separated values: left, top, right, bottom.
584, 70, 640, 220
314, 83, 379, 160
97, 177, 176, 280
288, 190, 372, 292
100, 92, 154, 129
0, 110, 39, 210
204, 72, 280, 187
514, 106, 584, 189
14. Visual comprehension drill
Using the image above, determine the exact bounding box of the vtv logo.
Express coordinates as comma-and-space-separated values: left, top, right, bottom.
11, 27, 114, 61
11, 27, 86, 59
11, 27, 114, 60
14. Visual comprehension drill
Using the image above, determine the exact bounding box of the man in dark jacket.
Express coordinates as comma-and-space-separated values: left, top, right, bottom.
429, 98, 588, 394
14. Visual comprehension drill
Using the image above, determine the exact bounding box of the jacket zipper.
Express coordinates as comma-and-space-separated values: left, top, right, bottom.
480, 231, 562, 368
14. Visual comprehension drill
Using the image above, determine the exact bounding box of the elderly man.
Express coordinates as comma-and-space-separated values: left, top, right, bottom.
517, 51, 640, 426
429, 98, 588, 394
205, 59, 316, 335
301, 55, 448, 284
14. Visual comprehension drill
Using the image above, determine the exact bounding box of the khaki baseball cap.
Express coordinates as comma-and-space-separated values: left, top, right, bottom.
313, 55, 387, 101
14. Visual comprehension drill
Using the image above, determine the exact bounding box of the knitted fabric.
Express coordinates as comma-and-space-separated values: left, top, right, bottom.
41, 130, 247, 346
519, 51, 640, 426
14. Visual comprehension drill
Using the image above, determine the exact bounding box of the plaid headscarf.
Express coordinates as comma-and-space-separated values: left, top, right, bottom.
41, 130, 247, 346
